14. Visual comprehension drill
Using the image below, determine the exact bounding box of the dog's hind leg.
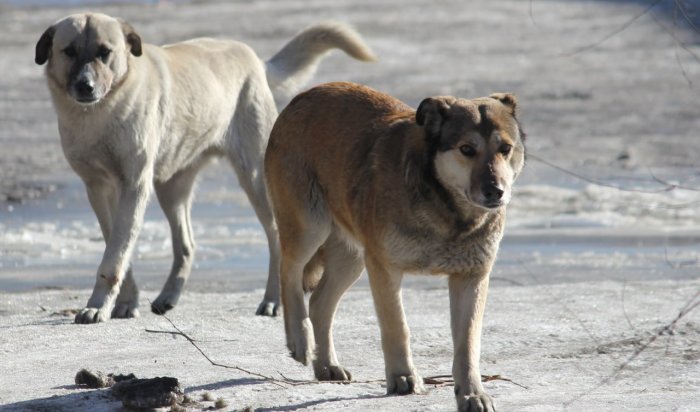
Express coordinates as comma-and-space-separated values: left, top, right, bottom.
243, 170, 282, 318
268, 162, 332, 365
151, 165, 200, 315
279, 217, 330, 366
228, 77, 282, 316
309, 230, 363, 381
365, 255, 426, 395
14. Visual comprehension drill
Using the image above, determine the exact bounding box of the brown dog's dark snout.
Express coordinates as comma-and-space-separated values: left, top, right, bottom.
479, 167, 506, 207
482, 182, 504, 204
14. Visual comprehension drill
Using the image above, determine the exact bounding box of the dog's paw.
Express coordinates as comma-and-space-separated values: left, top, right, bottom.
313, 361, 352, 381
456, 393, 495, 412
75, 307, 111, 324
287, 318, 315, 365
151, 294, 178, 315
387, 373, 426, 395
255, 299, 280, 317
112, 302, 140, 319
113, 290, 140, 319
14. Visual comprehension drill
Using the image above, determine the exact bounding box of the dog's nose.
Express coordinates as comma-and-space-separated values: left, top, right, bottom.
75, 78, 95, 96
483, 184, 504, 203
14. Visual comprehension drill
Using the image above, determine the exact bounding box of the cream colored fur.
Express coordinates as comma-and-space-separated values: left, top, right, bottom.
35, 13, 375, 323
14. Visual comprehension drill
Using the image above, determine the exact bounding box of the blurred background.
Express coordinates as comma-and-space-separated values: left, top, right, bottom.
0, 0, 698, 294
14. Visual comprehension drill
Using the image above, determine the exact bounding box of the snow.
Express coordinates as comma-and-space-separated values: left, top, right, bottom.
1, 0, 699, 410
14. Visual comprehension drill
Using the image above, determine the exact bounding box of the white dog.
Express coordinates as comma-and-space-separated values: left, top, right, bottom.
35, 12, 375, 323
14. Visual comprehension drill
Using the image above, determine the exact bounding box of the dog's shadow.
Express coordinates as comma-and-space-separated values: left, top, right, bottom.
5, 378, 387, 411
0, 389, 117, 412
255, 393, 387, 411
186, 377, 265, 392
188, 378, 387, 411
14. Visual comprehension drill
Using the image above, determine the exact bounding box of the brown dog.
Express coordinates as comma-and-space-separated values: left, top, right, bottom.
265, 82, 525, 411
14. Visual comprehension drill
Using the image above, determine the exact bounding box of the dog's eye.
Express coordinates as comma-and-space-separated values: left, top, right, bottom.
63, 46, 77, 58
499, 144, 513, 156
459, 145, 477, 158
97, 46, 111, 61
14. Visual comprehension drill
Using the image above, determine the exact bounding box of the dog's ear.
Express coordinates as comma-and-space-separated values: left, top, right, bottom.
491, 93, 526, 142
35, 26, 56, 65
119, 19, 142, 57
489, 93, 517, 115
416, 96, 455, 138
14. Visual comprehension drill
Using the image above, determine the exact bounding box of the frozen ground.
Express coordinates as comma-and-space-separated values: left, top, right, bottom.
0, 0, 699, 411
1, 280, 699, 412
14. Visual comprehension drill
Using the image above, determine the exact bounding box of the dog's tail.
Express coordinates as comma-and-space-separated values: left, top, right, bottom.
266, 21, 376, 100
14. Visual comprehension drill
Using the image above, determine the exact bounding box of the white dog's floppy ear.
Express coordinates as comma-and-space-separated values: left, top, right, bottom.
119, 19, 142, 57
416, 96, 455, 138
35, 25, 56, 65
489, 93, 517, 115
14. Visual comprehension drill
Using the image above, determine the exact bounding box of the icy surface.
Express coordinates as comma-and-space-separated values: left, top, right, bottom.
0, 0, 699, 411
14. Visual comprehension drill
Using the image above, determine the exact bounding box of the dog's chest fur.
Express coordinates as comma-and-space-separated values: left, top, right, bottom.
57, 106, 156, 181
383, 212, 504, 275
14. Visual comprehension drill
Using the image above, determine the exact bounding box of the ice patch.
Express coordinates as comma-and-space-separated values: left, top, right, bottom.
508, 183, 700, 231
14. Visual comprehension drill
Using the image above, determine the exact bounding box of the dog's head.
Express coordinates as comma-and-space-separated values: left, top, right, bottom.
35, 13, 142, 105
417, 93, 525, 211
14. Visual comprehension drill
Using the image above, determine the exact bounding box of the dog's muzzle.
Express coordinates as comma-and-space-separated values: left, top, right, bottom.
481, 183, 506, 209
70, 65, 102, 104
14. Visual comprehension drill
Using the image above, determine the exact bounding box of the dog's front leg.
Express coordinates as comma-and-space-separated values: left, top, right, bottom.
76, 177, 152, 324
83, 179, 140, 320
366, 255, 426, 395
448, 271, 495, 412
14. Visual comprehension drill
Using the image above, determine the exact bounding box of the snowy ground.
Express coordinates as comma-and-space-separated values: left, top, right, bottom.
1, 280, 699, 412
1, 0, 699, 411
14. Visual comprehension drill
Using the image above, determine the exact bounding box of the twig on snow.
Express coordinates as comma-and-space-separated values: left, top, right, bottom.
649, 8, 697, 86
564, 288, 700, 407
528, 153, 700, 210
528, 0, 538, 28
527, 153, 686, 194
562, 0, 664, 56
148, 310, 288, 389
674, 0, 700, 34
664, 247, 699, 269
147, 308, 527, 393
423, 374, 529, 390
620, 278, 638, 333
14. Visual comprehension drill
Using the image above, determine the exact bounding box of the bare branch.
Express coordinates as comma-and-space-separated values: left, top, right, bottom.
563, 0, 664, 56
564, 288, 700, 407
528, 153, 700, 205
527, 153, 678, 193
528, 0, 538, 28
144, 329, 237, 343
647, 3, 700, 86
147, 304, 526, 392
675, 0, 700, 34
149, 310, 289, 389
423, 374, 529, 390
517, 260, 604, 348
620, 279, 638, 332
647, 168, 700, 192
664, 247, 699, 269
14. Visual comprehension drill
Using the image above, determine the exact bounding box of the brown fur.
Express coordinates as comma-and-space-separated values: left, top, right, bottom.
265, 82, 525, 411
